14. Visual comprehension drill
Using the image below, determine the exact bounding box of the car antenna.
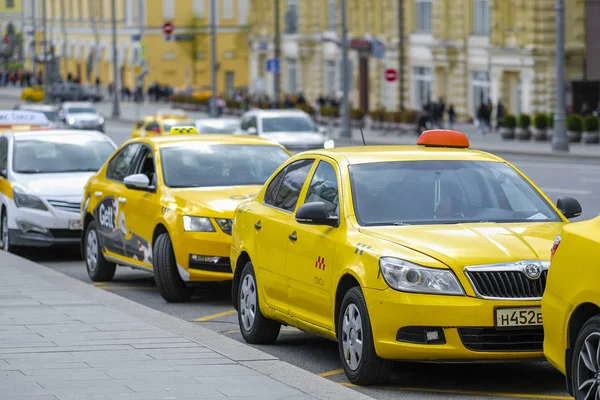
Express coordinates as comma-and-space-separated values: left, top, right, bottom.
359, 126, 367, 146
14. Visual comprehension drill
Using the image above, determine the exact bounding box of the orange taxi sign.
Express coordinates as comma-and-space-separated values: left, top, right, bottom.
417, 129, 470, 148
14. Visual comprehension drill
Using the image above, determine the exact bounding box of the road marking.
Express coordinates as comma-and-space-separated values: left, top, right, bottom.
339, 382, 573, 399
318, 369, 344, 377
91, 282, 107, 286
540, 187, 591, 195
96, 286, 156, 290
193, 309, 237, 322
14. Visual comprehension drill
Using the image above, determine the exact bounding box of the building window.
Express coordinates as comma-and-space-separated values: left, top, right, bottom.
327, 0, 336, 31
163, 0, 175, 20
5, 0, 14, 8
223, 0, 234, 20
415, 0, 432, 33
471, 71, 490, 116
413, 67, 432, 109
225, 71, 235, 97
285, 0, 299, 34
325, 60, 336, 97
473, 0, 490, 35
286, 58, 298, 94
193, 0, 205, 17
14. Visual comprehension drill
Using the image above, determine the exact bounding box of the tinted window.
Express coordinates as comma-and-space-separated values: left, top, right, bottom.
66, 107, 96, 114
262, 116, 316, 133
272, 159, 314, 211
349, 160, 560, 226
106, 143, 141, 181
304, 161, 339, 217
145, 121, 159, 131
264, 167, 287, 206
12, 135, 116, 174
132, 147, 156, 186
0, 137, 8, 171
159, 144, 290, 188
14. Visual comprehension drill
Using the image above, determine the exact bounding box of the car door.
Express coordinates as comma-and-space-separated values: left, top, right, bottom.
286, 158, 340, 330
251, 158, 315, 313
119, 144, 159, 266
93, 143, 142, 259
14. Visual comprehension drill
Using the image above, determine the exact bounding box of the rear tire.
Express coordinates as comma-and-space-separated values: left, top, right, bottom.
84, 221, 116, 282
337, 287, 393, 386
1, 210, 17, 253
570, 315, 600, 399
153, 233, 193, 302
237, 261, 280, 344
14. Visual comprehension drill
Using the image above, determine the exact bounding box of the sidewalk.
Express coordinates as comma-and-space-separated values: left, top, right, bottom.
0, 251, 373, 400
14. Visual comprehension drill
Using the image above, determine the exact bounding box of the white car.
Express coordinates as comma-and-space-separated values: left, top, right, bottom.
0, 129, 117, 251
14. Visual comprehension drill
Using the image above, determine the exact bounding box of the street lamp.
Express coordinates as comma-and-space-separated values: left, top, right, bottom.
110, 0, 120, 118
340, 0, 351, 138
210, 0, 217, 117
552, 0, 569, 152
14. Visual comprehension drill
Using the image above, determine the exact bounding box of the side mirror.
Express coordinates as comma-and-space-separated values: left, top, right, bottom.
247, 127, 258, 135
557, 196, 582, 219
124, 174, 150, 190
296, 202, 339, 227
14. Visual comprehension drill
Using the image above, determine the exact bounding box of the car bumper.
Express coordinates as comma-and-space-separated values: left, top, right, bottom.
364, 287, 544, 361
9, 229, 81, 247
542, 291, 572, 376
174, 231, 233, 282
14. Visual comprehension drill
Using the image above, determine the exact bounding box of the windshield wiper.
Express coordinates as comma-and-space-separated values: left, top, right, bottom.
62, 168, 99, 172
15, 169, 43, 174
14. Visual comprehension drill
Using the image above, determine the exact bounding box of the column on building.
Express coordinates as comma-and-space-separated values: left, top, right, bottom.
519, 68, 535, 115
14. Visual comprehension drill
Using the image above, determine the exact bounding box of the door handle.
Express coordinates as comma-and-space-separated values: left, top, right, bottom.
94, 191, 102, 197
254, 222, 262, 230
117, 197, 126, 203
288, 233, 297, 241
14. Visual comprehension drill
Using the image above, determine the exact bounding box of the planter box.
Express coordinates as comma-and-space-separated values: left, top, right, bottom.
567, 130, 582, 143
583, 131, 600, 144
516, 128, 531, 140
500, 127, 515, 139
532, 128, 547, 141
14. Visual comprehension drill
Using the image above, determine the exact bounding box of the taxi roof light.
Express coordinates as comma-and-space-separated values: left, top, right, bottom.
169, 125, 199, 135
417, 129, 470, 148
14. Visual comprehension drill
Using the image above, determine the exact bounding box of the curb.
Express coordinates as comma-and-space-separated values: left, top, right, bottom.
1, 251, 374, 400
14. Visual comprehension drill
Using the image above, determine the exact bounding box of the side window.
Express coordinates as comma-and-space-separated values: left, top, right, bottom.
240, 116, 249, 130
272, 159, 314, 212
106, 143, 141, 182
304, 161, 339, 217
145, 121, 160, 132
135, 120, 145, 129
247, 117, 257, 129
264, 166, 287, 206
0, 137, 8, 172
131, 146, 156, 186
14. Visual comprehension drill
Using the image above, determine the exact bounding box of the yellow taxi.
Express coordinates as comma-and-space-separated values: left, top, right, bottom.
542, 216, 600, 399
0, 110, 50, 132
230, 129, 584, 385
131, 110, 195, 138
21, 85, 45, 103
80, 131, 291, 302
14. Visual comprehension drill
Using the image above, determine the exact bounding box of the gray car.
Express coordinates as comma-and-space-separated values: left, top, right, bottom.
238, 109, 333, 153
58, 102, 105, 133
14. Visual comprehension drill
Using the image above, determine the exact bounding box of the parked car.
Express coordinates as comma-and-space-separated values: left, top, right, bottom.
195, 118, 240, 134
49, 83, 103, 103
58, 102, 105, 132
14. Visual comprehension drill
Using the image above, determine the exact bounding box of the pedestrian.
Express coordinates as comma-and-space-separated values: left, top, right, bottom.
495, 100, 504, 131
448, 105, 455, 129
477, 103, 488, 135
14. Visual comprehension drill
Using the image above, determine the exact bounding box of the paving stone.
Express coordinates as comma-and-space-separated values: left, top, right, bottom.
91, 322, 154, 331
19, 368, 113, 380
5, 362, 90, 371
164, 358, 237, 366
147, 352, 226, 360
169, 364, 262, 377
0, 341, 57, 349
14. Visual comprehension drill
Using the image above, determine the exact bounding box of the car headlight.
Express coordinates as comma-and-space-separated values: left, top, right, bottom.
68, 117, 76, 124
13, 187, 48, 211
324, 139, 335, 149
98, 117, 104, 124
379, 257, 464, 295
215, 218, 232, 235
182, 216, 215, 232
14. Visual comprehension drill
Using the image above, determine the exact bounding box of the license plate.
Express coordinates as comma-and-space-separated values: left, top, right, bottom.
495, 307, 543, 328
69, 220, 82, 230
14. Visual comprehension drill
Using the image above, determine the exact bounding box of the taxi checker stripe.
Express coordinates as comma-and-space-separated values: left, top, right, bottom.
354, 243, 371, 255
315, 256, 326, 270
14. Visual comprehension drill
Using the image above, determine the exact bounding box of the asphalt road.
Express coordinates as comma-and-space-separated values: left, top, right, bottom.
5, 97, 598, 399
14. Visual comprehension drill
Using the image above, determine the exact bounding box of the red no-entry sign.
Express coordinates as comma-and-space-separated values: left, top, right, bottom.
162, 21, 174, 36
384, 69, 398, 82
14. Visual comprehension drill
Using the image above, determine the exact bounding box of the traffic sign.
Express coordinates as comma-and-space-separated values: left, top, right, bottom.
384, 68, 398, 82
162, 21, 174, 36
266, 58, 280, 74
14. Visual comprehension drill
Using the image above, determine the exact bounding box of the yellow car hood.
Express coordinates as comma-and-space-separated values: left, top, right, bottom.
169, 185, 263, 217
359, 222, 564, 269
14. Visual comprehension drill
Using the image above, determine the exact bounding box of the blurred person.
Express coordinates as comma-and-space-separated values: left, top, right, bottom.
447, 104, 456, 129
495, 100, 504, 131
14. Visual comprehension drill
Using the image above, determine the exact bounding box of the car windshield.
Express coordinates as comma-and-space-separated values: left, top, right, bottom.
261, 116, 317, 133
160, 144, 290, 188
13, 135, 115, 174
349, 160, 560, 226
163, 120, 194, 132
197, 121, 239, 134
66, 107, 96, 114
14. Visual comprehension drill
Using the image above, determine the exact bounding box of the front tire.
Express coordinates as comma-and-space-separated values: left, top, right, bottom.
338, 287, 393, 386
153, 233, 193, 302
571, 315, 600, 399
84, 221, 116, 281
1, 210, 16, 253
237, 261, 280, 344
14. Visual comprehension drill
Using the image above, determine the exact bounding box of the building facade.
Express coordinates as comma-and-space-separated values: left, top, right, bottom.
23, 0, 250, 93
248, 0, 586, 118
0, 0, 24, 68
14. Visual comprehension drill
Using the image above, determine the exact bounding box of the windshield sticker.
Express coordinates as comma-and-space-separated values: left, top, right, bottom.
355, 243, 372, 256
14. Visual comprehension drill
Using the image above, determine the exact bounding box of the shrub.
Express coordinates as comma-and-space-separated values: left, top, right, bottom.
533, 113, 547, 129
503, 114, 517, 129
350, 108, 365, 120
404, 110, 419, 124
566, 114, 583, 132
320, 106, 340, 118
583, 115, 599, 132
518, 114, 531, 129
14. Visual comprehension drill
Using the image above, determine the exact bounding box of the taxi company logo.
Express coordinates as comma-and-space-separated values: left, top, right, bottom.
523, 263, 542, 280
315, 256, 326, 271
98, 200, 116, 230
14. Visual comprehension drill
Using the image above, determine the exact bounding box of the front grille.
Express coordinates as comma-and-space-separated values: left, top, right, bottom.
465, 270, 548, 299
458, 327, 544, 352
47, 199, 81, 213
49, 229, 81, 238
189, 257, 232, 273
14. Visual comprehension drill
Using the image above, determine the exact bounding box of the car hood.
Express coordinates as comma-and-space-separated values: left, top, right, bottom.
359, 222, 565, 270
168, 185, 263, 217
14, 172, 94, 197
261, 132, 327, 145
68, 113, 100, 121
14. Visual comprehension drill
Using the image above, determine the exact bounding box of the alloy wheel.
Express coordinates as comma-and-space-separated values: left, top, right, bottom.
575, 331, 600, 399
1, 214, 8, 251
342, 303, 363, 371
240, 274, 257, 331
86, 229, 99, 273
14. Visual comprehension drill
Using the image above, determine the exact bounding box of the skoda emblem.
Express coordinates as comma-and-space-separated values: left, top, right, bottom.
524, 263, 542, 280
